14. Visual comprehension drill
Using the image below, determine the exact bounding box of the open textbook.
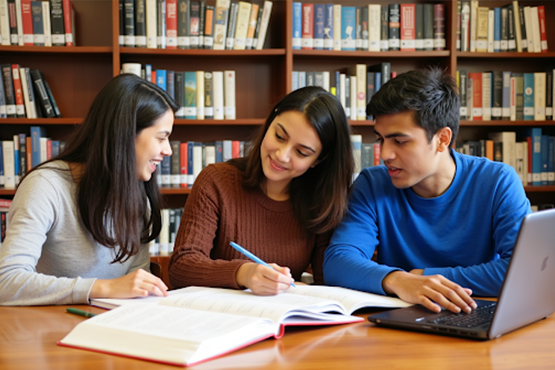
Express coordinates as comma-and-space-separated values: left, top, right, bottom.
59, 286, 411, 366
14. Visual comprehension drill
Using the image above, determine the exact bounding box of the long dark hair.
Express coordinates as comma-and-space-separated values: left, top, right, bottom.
32, 74, 179, 263
230, 86, 354, 234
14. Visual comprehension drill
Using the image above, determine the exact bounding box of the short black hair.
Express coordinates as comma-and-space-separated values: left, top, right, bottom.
366, 67, 460, 145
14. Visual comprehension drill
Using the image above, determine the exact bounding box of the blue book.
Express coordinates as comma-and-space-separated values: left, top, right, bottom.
292, 2, 302, 50
30, 126, 47, 168
523, 73, 534, 121
341, 6, 356, 51
13, 138, 19, 183
323, 3, 334, 50
145, 64, 152, 82
215, 141, 223, 163
541, 135, 549, 185
51, 140, 60, 157
156, 69, 167, 91
31, 1, 45, 46
374, 72, 382, 93
548, 136, 555, 185
313, 4, 325, 50
528, 128, 542, 186
187, 141, 194, 187
184, 71, 197, 119
161, 155, 171, 187
493, 8, 501, 52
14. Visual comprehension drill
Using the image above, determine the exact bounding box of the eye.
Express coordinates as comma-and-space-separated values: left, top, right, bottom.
296, 150, 309, 157
275, 132, 285, 141
395, 140, 407, 145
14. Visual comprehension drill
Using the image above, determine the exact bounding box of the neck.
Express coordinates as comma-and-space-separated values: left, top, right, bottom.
262, 179, 290, 201
413, 150, 456, 198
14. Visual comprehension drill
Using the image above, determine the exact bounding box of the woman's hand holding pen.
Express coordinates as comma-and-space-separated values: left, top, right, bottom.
89, 269, 168, 299
236, 262, 294, 295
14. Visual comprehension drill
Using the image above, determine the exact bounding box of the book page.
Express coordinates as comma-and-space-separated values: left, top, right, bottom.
160, 287, 348, 324
60, 303, 276, 366
286, 285, 412, 314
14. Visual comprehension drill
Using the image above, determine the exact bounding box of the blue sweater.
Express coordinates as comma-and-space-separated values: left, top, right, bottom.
324, 150, 531, 297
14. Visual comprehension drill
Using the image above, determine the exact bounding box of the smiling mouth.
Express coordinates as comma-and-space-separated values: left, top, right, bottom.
269, 157, 288, 171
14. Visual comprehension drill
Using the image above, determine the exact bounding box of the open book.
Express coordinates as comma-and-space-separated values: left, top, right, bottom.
59, 286, 411, 367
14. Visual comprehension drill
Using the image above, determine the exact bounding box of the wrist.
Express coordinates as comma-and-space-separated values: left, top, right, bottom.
235, 263, 253, 289
90, 279, 108, 299
382, 270, 407, 295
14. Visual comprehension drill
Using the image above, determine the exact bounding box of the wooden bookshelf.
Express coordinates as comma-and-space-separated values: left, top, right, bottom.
0, 0, 554, 212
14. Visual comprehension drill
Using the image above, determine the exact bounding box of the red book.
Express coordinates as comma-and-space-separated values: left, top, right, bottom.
537, 6, 548, 53
373, 143, 381, 166
301, 3, 314, 50
231, 140, 241, 158
166, 0, 178, 49
400, 4, 415, 51
20, 0, 34, 46
26, 136, 32, 172
0, 199, 11, 209
180, 142, 188, 187
151, 70, 156, 84
468, 72, 482, 121
62, 0, 74, 46
433, 3, 445, 51
527, 136, 533, 184
11, 64, 25, 117
46, 139, 52, 160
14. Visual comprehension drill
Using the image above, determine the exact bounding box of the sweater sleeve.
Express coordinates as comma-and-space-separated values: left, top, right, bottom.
423, 166, 531, 296
0, 172, 94, 306
169, 165, 246, 289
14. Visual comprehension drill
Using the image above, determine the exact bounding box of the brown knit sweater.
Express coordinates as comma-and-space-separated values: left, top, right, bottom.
169, 162, 329, 289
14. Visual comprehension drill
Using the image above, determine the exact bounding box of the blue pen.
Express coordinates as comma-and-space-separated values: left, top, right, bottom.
230, 241, 296, 287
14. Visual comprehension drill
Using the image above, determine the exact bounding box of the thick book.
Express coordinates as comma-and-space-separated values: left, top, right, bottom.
292, 1, 301, 49
225, 1, 237, 49
49, 0, 64, 45
212, 0, 229, 50
31, 0, 44, 46
166, 0, 178, 48
301, 3, 313, 49
123, 0, 135, 47
0, 0, 10, 45
313, 4, 324, 50
341, 6, 355, 51
177, 0, 190, 49
62, 286, 408, 366
400, 3, 415, 51
388, 4, 400, 51
134, 0, 146, 47
232, 0, 250, 50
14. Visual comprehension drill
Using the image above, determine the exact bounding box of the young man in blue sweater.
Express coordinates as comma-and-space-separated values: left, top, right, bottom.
323, 67, 531, 314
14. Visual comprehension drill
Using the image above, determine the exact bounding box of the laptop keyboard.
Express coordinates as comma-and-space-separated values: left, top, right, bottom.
428, 302, 497, 328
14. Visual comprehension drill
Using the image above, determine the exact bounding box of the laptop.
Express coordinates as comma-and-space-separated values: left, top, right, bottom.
367, 208, 555, 340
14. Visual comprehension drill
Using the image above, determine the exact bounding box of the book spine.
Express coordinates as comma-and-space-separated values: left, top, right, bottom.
31, 0, 44, 46
134, 0, 146, 47
166, 0, 178, 48
332, 4, 341, 51
62, 0, 73, 46
196, 70, 204, 119
202, 4, 214, 49
41, 0, 51, 46
177, 0, 190, 49
124, 0, 135, 47
50, 0, 64, 46
323, 3, 333, 50
225, 1, 237, 49
212, 71, 224, 120
388, 4, 400, 51
145, 0, 157, 48
301, 3, 313, 50
0, 0, 10, 45
212, 0, 229, 50
537, 5, 548, 53
244, 3, 258, 49
292, 2, 301, 50
433, 3, 445, 50
11, 65, 25, 117
341, 6, 355, 51
400, 3, 415, 51
423, 3, 433, 50
204, 71, 213, 119
224, 70, 235, 119
232, 1, 250, 50
157, 0, 167, 48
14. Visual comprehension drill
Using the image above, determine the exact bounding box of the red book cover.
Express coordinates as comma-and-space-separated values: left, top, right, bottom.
0, 199, 11, 209
468, 72, 482, 121
400, 4, 415, 51
151, 70, 156, 84
527, 136, 532, 184
26, 136, 32, 172
231, 140, 241, 158
180, 142, 188, 187
433, 3, 445, 51
20, 0, 33, 46
11, 64, 25, 117
373, 143, 381, 166
62, 0, 73, 46
537, 6, 548, 53
301, 3, 314, 50
46, 139, 52, 160
166, 0, 178, 49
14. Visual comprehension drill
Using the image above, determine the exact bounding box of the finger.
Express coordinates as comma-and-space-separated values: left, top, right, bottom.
439, 280, 477, 311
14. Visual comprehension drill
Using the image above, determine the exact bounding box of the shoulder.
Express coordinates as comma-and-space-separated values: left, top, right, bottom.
19, 161, 74, 194
455, 151, 518, 182
195, 162, 244, 186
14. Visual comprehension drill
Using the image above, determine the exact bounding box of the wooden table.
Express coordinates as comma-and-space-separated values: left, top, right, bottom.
1, 305, 554, 370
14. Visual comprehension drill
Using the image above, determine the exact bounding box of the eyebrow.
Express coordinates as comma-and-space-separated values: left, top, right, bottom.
276, 123, 317, 153
158, 130, 172, 136
373, 129, 411, 139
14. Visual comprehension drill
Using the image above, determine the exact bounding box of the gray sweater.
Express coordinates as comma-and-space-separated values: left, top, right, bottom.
0, 161, 150, 306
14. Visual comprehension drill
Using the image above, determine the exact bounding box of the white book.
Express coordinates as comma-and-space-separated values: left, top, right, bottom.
19, 67, 36, 119
222, 140, 233, 161
39, 137, 48, 163
0, 0, 11, 45
204, 144, 216, 166
146, 0, 157, 48
522, 140, 528, 186
67, 286, 410, 367
368, 4, 380, 52
523, 6, 534, 53
510, 75, 516, 121
192, 143, 203, 181
460, 1, 470, 51
233, 1, 251, 50
159, 209, 170, 255
339, 73, 346, 111
482, 73, 491, 121
322, 70, 330, 92
196, 70, 205, 120
512, 1, 522, 52
212, 71, 224, 120
42, 1, 52, 46
332, 4, 341, 50
515, 142, 524, 185
254, 0, 272, 50
469, 0, 478, 52
224, 70, 236, 119
2, 141, 15, 189
487, 9, 494, 53
14, 0, 24, 45
534, 72, 546, 121
350, 75, 356, 121
213, 0, 230, 50
530, 7, 541, 53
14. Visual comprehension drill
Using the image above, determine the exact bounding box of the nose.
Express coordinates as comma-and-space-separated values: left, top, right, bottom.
275, 145, 291, 163
162, 140, 172, 157
380, 141, 394, 162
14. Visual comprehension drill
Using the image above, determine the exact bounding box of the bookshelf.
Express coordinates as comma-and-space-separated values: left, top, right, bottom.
1, 0, 554, 228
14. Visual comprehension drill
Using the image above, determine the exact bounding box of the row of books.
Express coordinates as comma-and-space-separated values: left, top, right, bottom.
293, 2, 446, 52
1, 65, 61, 119
122, 63, 236, 120
458, 69, 554, 122
149, 207, 182, 255
0, 127, 65, 189
350, 134, 382, 178
119, 0, 272, 50
0, 198, 9, 243
293, 62, 393, 121
457, 0, 548, 53
455, 129, 554, 187
156, 140, 248, 189
0, 0, 75, 47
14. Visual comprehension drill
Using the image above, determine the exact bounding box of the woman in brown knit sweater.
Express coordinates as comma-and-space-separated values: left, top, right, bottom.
169, 86, 354, 295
